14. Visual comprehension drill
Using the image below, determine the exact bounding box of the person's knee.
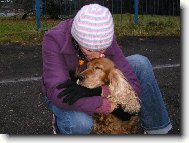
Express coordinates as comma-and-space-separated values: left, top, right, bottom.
57, 111, 93, 134
128, 54, 152, 71
72, 116, 93, 134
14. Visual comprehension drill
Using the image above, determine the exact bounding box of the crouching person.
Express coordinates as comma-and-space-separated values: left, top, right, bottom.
42, 4, 172, 134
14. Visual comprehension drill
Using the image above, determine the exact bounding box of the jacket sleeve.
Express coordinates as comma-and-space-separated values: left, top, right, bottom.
42, 32, 103, 115
108, 36, 141, 97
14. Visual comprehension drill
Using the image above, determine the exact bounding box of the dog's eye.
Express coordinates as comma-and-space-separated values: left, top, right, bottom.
94, 67, 101, 70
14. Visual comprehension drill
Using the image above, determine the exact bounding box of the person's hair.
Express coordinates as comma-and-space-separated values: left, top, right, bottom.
72, 37, 86, 61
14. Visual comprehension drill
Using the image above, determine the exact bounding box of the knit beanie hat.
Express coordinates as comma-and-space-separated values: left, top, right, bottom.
71, 4, 114, 51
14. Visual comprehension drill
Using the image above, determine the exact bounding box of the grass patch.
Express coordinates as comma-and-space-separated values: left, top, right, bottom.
113, 14, 180, 36
0, 14, 180, 45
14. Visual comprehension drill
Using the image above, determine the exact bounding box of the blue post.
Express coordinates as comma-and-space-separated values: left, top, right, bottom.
111, 0, 113, 14
35, 0, 41, 31
134, 0, 138, 25
120, 0, 122, 27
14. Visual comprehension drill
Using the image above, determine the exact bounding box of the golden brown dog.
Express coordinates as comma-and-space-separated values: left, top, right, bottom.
77, 58, 141, 134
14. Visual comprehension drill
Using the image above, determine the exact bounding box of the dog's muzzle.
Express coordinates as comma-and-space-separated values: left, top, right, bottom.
76, 74, 85, 85
77, 75, 85, 81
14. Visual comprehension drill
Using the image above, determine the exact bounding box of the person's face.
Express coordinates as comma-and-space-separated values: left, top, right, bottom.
80, 46, 106, 61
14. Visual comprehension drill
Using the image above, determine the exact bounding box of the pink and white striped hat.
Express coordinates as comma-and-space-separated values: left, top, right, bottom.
71, 4, 114, 51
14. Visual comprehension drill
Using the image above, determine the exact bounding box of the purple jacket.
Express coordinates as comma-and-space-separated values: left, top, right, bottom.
42, 19, 141, 115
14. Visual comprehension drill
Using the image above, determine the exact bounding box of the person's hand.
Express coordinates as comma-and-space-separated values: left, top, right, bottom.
110, 102, 117, 113
57, 80, 102, 105
111, 107, 134, 121
69, 70, 78, 82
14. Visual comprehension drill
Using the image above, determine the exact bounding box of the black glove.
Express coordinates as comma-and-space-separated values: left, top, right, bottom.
57, 80, 102, 105
69, 70, 78, 82
111, 107, 134, 121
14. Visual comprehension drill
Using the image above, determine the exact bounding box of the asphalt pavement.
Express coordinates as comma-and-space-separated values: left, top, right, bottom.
0, 36, 181, 135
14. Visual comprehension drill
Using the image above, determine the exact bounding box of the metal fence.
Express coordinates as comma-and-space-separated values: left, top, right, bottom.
36, 0, 180, 31
0, 0, 180, 31
0, 0, 180, 17
41, 0, 180, 19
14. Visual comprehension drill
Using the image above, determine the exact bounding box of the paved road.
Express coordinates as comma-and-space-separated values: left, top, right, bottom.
0, 36, 181, 135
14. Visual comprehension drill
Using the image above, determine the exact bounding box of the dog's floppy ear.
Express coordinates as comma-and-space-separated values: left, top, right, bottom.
108, 68, 141, 113
108, 68, 126, 93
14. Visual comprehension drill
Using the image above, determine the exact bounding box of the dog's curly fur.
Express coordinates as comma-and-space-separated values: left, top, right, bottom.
77, 58, 141, 134
91, 114, 139, 134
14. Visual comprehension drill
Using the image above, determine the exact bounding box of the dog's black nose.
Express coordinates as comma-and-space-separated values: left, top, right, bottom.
77, 75, 85, 81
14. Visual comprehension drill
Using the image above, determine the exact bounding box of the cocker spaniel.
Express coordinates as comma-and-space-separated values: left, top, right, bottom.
77, 58, 141, 134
